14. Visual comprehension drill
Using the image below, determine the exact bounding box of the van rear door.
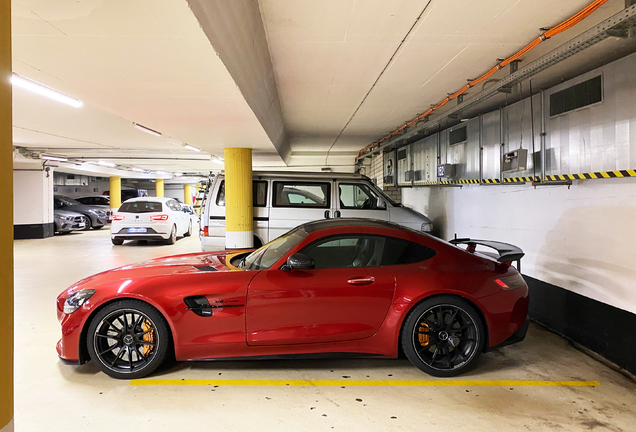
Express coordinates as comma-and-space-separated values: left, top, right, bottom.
268, 180, 334, 240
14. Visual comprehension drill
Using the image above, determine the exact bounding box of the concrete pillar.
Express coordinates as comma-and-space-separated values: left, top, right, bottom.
156, 179, 164, 197
224, 148, 253, 249
0, 0, 14, 428
109, 176, 121, 210
13, 170, 54, 239
184, 184, 192, 205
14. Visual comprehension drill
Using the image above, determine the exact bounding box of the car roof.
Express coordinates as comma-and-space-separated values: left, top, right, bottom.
123, 197, 174, 203
299, 218, 416, 234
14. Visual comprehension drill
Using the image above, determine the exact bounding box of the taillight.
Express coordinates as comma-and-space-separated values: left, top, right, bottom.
495, 273, 526, 290
150, 214, 169, 221
203, 226, 209, 236
112, 215, 125, 221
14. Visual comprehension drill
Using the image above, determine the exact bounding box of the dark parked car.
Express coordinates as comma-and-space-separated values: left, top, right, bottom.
54, 196, 110, 230
75, 195, 110, 208
102, 189, 148, 201
54, 209, 86, 233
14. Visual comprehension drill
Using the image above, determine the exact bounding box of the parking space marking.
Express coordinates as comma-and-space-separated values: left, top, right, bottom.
130, 379, 600, 387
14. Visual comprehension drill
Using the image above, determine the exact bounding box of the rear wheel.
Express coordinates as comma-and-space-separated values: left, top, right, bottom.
86, 300, 170, 379
111, 237, 124, 245
184, 220, 192, 237
165, 225, 177, 245
401, 296, 485, 377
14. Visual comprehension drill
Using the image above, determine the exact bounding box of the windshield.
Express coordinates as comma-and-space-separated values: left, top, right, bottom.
56, 196, 81, 206
368, 183, 399, 206
241, 229, 308, 270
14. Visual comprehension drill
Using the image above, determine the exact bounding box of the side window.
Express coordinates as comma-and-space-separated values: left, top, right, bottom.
381, 237, 436, 266
338, 183, 381, 209
216, 180, 268, 207
273, 182, 330, 208
173, 201, 182, 211
301, 235, 385, 269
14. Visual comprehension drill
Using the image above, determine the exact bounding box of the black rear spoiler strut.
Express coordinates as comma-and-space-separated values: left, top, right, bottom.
449, 237, 524, 271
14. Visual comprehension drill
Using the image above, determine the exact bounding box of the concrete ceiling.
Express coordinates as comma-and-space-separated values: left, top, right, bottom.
10, 0, 635, 176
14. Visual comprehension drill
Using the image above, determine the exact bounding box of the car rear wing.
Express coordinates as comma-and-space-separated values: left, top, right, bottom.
449, 237, 524, 270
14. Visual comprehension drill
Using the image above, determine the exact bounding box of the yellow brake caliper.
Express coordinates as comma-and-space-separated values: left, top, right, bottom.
418, 322, 430, 347
142, 319, 155, 357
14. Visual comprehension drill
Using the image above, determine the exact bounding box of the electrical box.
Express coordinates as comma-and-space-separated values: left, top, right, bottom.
502, 149, 528, 173
437, 164, 456, 178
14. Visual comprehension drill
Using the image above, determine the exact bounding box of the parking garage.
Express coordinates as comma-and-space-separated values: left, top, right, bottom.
3, 0, 636, 431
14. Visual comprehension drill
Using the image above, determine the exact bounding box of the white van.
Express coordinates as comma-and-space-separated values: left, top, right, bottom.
199, 171, 433, 251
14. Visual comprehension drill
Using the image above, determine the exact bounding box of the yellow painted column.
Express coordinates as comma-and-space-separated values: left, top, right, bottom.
0, 0, 13, 430
109, 176, 121, 210
184, 184, 192, 205
156, 179, 164, 197
195, 184, 201, 214
224, 148, 253, 249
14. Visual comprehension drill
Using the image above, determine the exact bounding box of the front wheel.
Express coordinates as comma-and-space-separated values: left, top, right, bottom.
401, 296, 485, 377
86, 300, 170, 379
184, 220, 192, 237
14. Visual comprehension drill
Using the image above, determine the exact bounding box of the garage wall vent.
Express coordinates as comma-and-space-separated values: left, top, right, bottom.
550, 75, 602, 117
449, 126, 467, 145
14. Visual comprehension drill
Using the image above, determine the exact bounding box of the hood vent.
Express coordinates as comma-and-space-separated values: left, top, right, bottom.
194, 266, 218, 272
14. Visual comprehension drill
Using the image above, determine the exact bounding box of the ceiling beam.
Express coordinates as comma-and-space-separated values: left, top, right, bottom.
187, 0, 290, 163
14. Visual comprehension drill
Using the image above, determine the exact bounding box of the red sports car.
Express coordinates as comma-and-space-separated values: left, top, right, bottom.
56, 219, 529, 379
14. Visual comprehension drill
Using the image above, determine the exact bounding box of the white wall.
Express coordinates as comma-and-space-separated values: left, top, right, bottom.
14, 169, 53, 225
402, 177, 636, 315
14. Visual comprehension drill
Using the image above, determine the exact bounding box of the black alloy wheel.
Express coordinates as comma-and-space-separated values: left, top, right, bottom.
184, 220, 192, 237
165, 225, 177, 245
87, 300, 170, 379
401, 296, 485, 377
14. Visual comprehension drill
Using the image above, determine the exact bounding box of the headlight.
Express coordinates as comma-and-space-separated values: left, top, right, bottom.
421, 222, 433, 232
63, 290, 96, 314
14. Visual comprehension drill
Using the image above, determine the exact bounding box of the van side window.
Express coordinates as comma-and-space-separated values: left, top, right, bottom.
338, 183, 382, 209
216, 180, 268, 207
273, 182, 330, 208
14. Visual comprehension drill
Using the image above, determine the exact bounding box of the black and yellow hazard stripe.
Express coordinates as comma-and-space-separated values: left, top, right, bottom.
482, 178, 501, 184
546, 170, 636, 181
502, 176, 540, 183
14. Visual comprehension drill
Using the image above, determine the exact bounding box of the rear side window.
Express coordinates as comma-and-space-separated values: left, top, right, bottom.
381, 237, 436, 265
119, 201, 162, 213
215, 180, 268, 207
273, 181, 330, 208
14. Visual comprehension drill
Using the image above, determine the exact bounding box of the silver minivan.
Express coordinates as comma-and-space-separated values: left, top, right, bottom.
199, 171, 433, 251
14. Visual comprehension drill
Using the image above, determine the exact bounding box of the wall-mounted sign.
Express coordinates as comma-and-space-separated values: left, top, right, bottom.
383, 150, 395, 186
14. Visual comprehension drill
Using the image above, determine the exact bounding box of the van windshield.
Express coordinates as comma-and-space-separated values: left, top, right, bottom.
369, 183, 399, 207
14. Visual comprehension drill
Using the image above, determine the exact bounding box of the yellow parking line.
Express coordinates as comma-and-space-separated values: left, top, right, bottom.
130, 379, 600, 387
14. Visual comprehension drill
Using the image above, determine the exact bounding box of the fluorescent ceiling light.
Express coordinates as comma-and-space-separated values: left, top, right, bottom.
81, 161, 95, 166
41, 154, 68, 162
131, 168, 145, 173
174, 172, 183, 177
10, 73, 83, 108
132, 123, 162, 137
156, 171, 168, 175
183, 144, 201, 152
97, 161, 116, 167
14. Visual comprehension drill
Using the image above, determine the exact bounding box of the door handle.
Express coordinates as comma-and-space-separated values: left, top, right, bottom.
347, 277, 375, 285
324, 210, 330, 219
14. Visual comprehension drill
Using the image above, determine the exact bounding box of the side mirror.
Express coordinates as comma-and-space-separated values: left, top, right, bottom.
285, 253, 315, 270
376, 197, 387, 209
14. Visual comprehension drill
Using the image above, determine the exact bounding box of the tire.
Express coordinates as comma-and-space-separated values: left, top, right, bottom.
111, 237, 124, 245
165, 225, 177, 245
401, 295, 485, 377
83, 217, 92, 231
86, 299, 170, 379
184, 220, 192, 237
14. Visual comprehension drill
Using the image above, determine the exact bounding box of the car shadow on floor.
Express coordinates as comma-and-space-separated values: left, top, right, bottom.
118, 239, 183, 247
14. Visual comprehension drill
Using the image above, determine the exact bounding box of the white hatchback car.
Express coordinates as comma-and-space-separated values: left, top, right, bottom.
110, 197, 192, 245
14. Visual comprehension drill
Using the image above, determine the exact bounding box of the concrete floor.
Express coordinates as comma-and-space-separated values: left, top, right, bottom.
13, 227, 636, 431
